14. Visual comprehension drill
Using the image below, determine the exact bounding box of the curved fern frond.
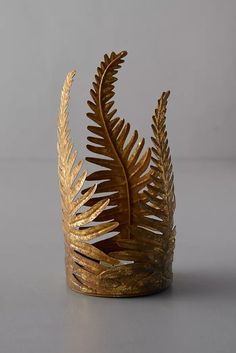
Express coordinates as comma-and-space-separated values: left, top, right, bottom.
85, 51, 151, 241
134, 91, 176, 270
57, 70, 118, 248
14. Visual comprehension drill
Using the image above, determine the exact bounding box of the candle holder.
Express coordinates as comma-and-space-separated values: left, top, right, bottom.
57, 51, 176, 297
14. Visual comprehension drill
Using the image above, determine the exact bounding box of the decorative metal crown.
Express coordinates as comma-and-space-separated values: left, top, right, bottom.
57, 51, 176, 297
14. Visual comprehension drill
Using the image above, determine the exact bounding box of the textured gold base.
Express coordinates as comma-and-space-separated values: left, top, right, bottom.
68, 281, 172, 298
65, 251, 173, 297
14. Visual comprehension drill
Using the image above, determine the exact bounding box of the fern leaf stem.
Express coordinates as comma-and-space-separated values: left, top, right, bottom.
98, 52, 131, 238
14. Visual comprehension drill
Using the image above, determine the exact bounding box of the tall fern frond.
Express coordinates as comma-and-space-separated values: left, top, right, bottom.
85, 51, 151, 243
133, 91, 176, 273
57, 71, 119, 274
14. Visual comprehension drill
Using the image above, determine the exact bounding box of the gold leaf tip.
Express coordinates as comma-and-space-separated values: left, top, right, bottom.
163, 90, 171, 99
70, 69, 76, 76
120, 50, 128, 56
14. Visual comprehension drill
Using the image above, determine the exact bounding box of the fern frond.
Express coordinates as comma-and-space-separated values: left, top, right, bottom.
57, 71, 118, 258
85, 51, 151, 241
134, 91, 176, 269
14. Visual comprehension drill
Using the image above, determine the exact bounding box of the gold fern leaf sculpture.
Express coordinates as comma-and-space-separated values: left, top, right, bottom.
57, 51, 176, 297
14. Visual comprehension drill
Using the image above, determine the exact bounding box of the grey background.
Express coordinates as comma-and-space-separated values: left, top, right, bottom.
0, 1, 235, 353
0, 0, 236, 161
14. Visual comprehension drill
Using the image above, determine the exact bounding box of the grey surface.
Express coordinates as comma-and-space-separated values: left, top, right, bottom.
0, 0, 236, 160
1, 160, 236, 353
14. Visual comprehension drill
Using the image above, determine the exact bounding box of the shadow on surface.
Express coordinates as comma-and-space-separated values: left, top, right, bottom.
165, 271, 236, 300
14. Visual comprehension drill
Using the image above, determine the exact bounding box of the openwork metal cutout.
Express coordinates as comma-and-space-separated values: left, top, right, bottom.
57, 51, 176, 297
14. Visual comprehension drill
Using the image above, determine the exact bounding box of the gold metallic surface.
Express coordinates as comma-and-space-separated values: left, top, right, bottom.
57, 51, 176, 297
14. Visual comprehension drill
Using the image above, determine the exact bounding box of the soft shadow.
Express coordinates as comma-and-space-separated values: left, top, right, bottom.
163, 271, 236, 300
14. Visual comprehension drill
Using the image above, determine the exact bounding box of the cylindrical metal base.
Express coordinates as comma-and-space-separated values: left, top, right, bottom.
65, 240, 173, 297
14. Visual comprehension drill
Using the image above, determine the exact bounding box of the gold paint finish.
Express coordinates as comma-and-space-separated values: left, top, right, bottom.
57, 51, 176, 297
